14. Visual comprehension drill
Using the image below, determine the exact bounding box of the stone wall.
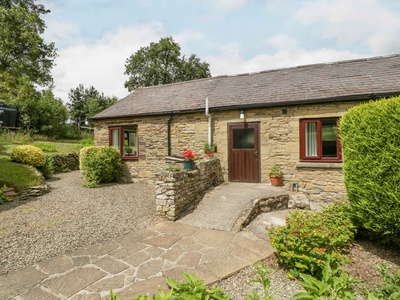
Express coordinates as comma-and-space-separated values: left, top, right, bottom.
94, 115, 169, 181
156, 159, 223, 220
94, 100, 365, 202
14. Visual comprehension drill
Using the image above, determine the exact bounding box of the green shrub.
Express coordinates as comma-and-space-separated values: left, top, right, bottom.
339, 96, 400, 245
292, 262, 358, 300
80, 146, 122, 187
52, 153, 80, 173
267, 202, 356, 277
0, 185, 9, 205
37, 155, 54, 179
107, 273, 230, 300
10, 145, 46, 167
33, 142, 57, 152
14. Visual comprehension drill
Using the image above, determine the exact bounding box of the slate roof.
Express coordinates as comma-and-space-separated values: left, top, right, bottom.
93, 54, 400, 119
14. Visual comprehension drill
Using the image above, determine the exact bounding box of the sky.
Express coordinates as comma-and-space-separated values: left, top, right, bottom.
41, 0, 400, 103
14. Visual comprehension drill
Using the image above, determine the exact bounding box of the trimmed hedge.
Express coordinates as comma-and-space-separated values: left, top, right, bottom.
80, 146, 122, 187
339, 96, 400, 245
11, 145, 46, 167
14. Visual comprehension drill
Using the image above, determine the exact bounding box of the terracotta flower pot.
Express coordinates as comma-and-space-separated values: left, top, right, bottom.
205, 151, 214, 160
269, 175, 282, 186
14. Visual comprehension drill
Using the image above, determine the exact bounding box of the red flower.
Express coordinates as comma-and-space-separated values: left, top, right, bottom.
183, 148, 197, 160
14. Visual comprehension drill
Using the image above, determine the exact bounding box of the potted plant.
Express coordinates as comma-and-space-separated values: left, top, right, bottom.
269, 165, 283, 186
203, 143, 217, 160
182, 148, 198, 170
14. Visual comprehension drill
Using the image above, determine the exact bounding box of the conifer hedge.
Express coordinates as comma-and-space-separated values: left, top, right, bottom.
339, 96, 400, 245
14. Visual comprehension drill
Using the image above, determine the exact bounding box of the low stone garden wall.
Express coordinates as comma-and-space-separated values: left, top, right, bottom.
156, 159, 223, 220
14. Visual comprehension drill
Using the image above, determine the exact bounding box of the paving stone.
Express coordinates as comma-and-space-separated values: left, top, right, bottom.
87, 274, 125, 292
21, 287, 61, 300
201, 248, 229, 262
136, 259, 164, 279
204, 256, 248, 279
231, 247, 263, 264
193, 228, 235, 248
232, 232, 275, 257
72, 240, 119, 257
93, 256, 129, 274
70, 293, 101, 300
71, 256, 92, 266
43, 267, 106, 298
160, 246, 184, 262
116, 276, 167, 300
109, 243, 147, 259
124, 251, 151, 267
0, 266, 47, 300
150, 222, 198, 237
142, 234, 182, 249
177, 252, 202, 268
38, 254, 74, 274
177, 236, 205, 251
145, 246, 165, 258
115, 229, 160, 248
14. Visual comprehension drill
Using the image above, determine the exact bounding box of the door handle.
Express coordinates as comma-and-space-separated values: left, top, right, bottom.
254, 150, 258, 157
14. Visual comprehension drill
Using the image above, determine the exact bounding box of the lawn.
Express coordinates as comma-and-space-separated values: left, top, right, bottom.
0, 137, 89, 193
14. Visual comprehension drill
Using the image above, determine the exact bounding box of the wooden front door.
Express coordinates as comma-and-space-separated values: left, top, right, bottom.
228, 122, 261, 182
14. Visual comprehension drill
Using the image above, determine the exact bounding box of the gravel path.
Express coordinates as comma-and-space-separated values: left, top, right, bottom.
0, 171, 159, 276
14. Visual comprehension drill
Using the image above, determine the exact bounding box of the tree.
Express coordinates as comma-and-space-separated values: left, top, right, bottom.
124, 36, 211, 91
67, 84, 117, 137
0, 0, 57, 87
0, 0, 59, 135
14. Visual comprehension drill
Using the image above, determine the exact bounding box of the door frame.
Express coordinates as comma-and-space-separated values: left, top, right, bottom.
228, 122, 261, 183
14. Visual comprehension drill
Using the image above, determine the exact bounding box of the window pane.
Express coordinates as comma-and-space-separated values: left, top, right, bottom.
305, 122, 318, 156
123, 128, 137, 156
322, 120, 337, 157
233, 128, 254, 149
111, 129, 120, 149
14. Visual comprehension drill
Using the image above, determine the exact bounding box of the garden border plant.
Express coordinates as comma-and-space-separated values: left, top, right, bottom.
267, 202, 356, 278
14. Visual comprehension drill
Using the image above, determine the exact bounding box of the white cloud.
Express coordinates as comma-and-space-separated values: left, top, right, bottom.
207, 0, 249, 13
265, 34, 298, 51
294, 0, 400, 54
206, 45, 366, 76
51, 22, 166, 102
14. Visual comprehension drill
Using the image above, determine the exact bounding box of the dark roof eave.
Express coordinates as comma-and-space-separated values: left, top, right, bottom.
92, 91, 400, 120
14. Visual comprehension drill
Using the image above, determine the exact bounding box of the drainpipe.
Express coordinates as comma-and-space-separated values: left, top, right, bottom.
167, 114, 172, 156
205, 97, 212, 145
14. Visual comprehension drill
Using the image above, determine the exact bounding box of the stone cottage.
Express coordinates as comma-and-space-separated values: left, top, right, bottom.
92, 54, 400, 202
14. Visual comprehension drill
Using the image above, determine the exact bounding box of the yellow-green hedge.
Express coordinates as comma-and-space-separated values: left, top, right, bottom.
80, 146, 122, 187
11, 145, 46, 167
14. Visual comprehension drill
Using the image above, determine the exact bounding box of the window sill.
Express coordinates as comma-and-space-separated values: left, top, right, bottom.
296, 162, 343, 169
123, 156, 139, 161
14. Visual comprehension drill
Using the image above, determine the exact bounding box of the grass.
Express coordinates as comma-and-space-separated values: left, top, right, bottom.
0, 158, 43, 192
